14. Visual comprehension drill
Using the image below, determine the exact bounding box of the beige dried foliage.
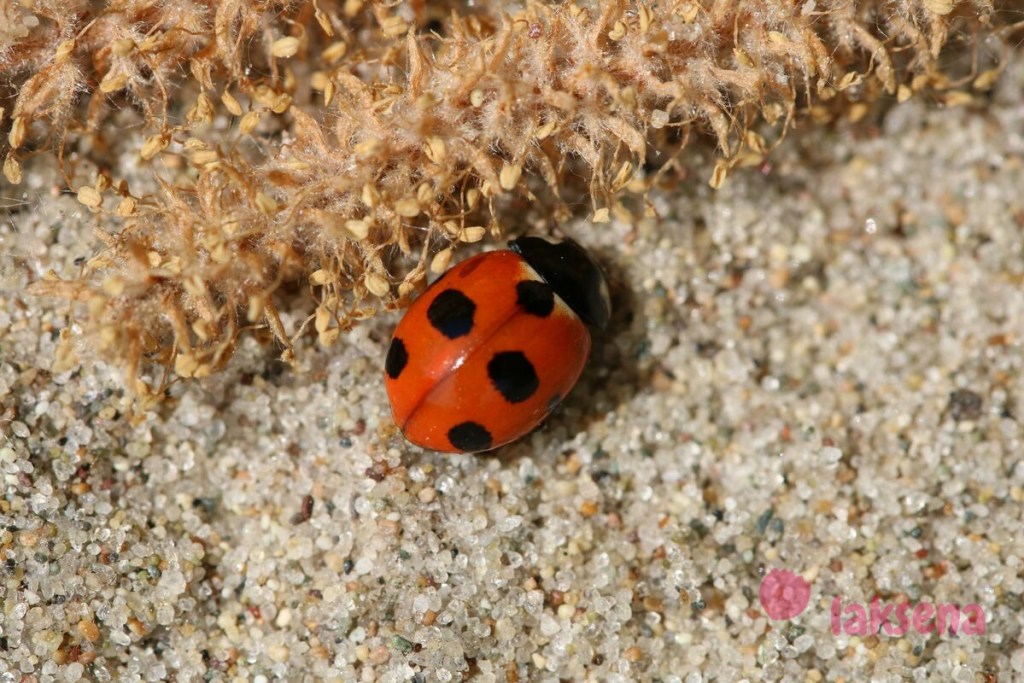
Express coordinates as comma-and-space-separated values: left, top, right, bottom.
2, 0, 1015, 394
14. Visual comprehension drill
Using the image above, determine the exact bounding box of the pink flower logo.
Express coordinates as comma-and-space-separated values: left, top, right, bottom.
759, 568, 811, 620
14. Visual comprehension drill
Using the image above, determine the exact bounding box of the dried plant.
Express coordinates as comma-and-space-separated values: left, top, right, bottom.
2, 0, 1017, 398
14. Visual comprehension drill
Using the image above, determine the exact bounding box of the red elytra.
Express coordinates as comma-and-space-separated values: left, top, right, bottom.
384, 237, 610, 453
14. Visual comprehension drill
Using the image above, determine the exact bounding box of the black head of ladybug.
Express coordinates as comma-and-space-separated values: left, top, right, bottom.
509, 236, 611, 330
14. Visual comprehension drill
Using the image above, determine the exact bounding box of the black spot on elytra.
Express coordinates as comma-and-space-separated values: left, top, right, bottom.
448, 422, 493, 452
427, 289, 476, 339
516, 280, 555, 317
488, 351, 539, 404
385, 338, 408, 379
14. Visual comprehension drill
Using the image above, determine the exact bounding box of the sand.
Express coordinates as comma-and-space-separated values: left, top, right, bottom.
1, 57, 1023, 683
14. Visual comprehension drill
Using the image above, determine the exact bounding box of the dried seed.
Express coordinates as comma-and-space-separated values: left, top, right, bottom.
394, 198, 420, 217
744, 130, 766, 155
310, 269, 330, 285
116, 197, 137, 216
679, 2, 699, 21
313, 0, 335, 35
3, 156, 21, 185
99, 70, 129, 93
247, 295, 265, 322
416, 182, 433, 206
470, 89, 485, 107
270, 93, 292, 114
944, 91, 974, 107
848, 103, 869, 122
190, 149, 219, 166
345, 220, 370, 240
611, 161, 633, 191
315, 305, 332, 333
430, 248, 452, 274
175, 353, 199, 378
9, 117, 26, 148
709, 159, 730, 189
637, 5, 653, 33
221, 91, 243, 116
240, 111, 261, 135
319, 328, 340, 346
362, 184, 379, 209
311, 71, 330, 92
650, 109, 669, 129
973, 69, 1001, 91
140, 133, 168, 160
460, 227, 486, 243
111, 39, 135, 56
480, 180, 496, 198
836, 71, 861, 91
380, 16, 408, 37
272, 37, 301, 58
535, 120, 556, 140
365, 273, 390, 297
499, 163, 522, 191
923, 0, 953, 13
323, 41, 348, 64
608, 21, 626, 41
55, 39, 76, 61
592, 208, 610, 223
77, 186, 102, 209
424, 136, 446, 164
344, 0, 363, 17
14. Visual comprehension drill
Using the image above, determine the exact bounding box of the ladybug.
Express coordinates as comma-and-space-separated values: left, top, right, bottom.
384, 236, 611, 453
